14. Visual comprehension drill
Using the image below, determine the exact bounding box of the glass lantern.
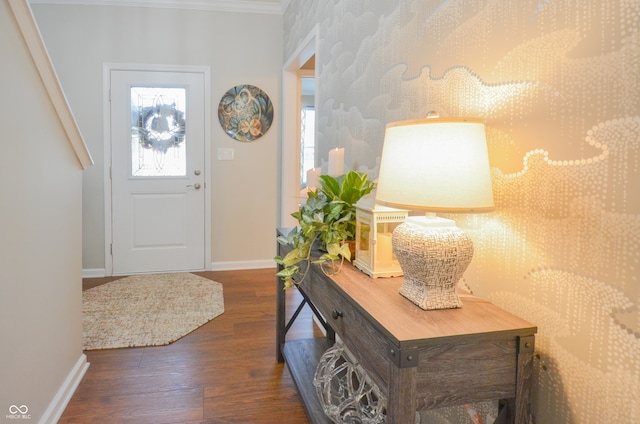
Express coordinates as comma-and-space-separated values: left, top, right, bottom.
354, 195, 408, 278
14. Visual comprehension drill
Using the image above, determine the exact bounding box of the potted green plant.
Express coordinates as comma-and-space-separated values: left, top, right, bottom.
275, 170, 375, 288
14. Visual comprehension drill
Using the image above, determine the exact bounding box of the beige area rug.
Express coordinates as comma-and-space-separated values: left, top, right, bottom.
83, 273, 224, 350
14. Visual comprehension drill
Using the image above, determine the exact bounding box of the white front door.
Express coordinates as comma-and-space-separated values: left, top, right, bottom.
109, 68, 208, 275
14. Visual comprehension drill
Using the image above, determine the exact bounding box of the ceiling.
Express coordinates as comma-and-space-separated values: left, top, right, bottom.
28, 0, 286, 14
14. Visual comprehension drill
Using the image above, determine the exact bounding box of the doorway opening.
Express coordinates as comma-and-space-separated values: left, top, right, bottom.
281, 27, 317, 227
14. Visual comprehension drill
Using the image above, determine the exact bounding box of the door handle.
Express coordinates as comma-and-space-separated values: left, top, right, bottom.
187, 183, 201, 190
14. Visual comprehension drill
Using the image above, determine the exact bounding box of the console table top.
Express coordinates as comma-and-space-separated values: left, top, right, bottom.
315, 257, 536, 345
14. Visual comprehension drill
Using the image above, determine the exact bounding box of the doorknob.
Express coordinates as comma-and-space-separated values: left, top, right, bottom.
187, 183, 201, 189
194, 169, 201, 176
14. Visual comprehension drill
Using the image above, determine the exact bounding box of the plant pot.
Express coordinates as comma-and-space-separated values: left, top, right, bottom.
345, 240, 356, 260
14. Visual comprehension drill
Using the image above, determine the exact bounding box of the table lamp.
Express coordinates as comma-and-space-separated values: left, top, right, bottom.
375, 117, 494, 310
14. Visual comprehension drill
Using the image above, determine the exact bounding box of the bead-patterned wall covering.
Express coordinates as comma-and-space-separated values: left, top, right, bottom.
284, 1, 639, 422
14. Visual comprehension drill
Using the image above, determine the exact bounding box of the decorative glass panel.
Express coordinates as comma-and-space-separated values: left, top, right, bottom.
358, 220, 370, 254
131, 87, 186, 177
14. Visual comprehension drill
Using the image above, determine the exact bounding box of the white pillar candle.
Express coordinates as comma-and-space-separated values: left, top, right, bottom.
306, 167, 321, 190
327, 148, 344, 176
377, 233, 393, 262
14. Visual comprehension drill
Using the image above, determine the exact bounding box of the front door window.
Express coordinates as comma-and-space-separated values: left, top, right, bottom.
131, 87, 186, 177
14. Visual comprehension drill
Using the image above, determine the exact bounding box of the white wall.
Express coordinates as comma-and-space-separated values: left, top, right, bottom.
31, 3, 283, 274
0, 1, 87, 422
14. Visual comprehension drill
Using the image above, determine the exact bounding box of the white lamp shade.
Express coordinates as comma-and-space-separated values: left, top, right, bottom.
375, 118, 494, 212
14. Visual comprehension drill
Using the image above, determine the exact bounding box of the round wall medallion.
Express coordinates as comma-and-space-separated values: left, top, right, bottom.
218, 84, 273, 142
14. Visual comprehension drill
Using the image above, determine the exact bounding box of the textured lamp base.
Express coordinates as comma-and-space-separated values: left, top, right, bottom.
392, 217, 474, 310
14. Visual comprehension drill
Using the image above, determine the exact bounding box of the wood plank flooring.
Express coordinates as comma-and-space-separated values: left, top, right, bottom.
59, 269, 321, 424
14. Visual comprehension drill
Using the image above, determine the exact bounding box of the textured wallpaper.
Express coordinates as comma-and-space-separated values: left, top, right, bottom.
284, 0, 640, 423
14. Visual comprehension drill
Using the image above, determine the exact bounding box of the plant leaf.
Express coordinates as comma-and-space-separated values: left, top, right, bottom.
281, 248, 305, 267
338, 243, 352, 261
319, 174, 340, 200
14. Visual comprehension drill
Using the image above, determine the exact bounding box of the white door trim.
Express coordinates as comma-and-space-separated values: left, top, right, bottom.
103, 63, 211, 276
280, 26, 318, 227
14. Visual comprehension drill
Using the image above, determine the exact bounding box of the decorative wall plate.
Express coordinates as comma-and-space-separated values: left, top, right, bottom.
218, 84, 273, 142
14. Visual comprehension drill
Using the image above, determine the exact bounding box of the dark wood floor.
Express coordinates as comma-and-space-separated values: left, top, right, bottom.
59, 269, 321, 424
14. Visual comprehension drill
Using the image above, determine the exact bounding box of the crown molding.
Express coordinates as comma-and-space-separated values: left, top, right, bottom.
28, 0, 283, 15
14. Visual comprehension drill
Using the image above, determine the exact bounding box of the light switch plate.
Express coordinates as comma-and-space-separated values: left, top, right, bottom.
217, 148, 234, 160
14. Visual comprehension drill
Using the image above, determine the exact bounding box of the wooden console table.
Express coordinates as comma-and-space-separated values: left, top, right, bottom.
276, 228, 537, 424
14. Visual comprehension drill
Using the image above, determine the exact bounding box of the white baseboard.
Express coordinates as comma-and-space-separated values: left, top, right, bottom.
84, 261, 275, 277
82, 268, 106, 278
210, 259, 276, 271
39, 354, 89, 424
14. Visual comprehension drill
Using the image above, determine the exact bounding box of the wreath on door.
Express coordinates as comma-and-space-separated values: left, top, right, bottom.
137, 99, 186, 153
